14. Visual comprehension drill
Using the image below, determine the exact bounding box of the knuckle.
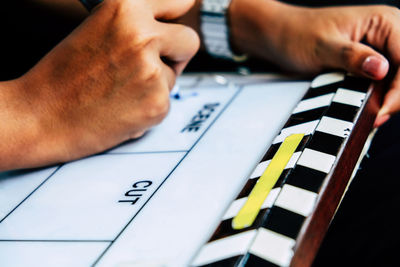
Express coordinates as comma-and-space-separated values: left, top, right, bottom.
369, 12, 385, 27
185, 27, 201, 57
368, 6, 397, 29
142, 60, 163, 82
313, 32, 328, 57
102, 0, 133, 20
183, 0, 196, 11
134, 49, 163, 82
130, 30, 158, 52
144, 92, 170, 122
340, 43, 356, 68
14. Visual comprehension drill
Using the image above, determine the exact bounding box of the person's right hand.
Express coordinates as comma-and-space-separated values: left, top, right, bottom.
0, 0, 199, 171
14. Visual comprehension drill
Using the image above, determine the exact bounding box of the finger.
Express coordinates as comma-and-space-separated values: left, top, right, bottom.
364, 8, 400, 66
130, 130, 146, 139
143, 46, 177, 91
319, 38, 389, 80
385, 28, 400, 66
374, 67, 400, 127
157, 22, 200, 75
161, 61, 177, 90
151, 50, 177, 91
150, 0, 195, 20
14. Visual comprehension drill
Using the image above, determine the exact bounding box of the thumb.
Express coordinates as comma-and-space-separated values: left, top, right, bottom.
322, 38, 389, 80
374, 67, 400, 127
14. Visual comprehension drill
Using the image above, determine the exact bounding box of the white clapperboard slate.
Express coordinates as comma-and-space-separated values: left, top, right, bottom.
0, 72, 365, 267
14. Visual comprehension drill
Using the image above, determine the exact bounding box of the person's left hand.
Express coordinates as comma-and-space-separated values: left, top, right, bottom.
228, 0, 400, 127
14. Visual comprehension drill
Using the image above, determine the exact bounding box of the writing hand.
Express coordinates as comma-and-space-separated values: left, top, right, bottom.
0, 0, 199, 170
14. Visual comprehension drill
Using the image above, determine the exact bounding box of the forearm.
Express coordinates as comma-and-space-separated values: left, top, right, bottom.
0, 80, 60, 171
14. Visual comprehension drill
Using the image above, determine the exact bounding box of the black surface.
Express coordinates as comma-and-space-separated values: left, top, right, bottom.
313, 113, 400, 267
286, 165, 327, 193
0, 1, 84, 80
246, 254, 280, 267
308, 131, 344, 156
325, 102, 360, 122
285, 107, 329, 128
199, 255, 244, 267
263, 206, 306, 240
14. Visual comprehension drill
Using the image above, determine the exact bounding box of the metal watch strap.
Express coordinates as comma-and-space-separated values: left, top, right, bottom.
79, 0, 104, 11
201, 0, 247, 62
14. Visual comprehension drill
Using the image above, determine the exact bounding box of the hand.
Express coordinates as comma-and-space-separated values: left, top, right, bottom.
0, 0, 199, 170
228, 0, 400, 127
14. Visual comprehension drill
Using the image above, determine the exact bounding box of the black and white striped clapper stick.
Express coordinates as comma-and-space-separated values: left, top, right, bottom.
191, 72, 371, 267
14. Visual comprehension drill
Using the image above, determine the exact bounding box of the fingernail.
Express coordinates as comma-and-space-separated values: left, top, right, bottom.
362, 56, 388, 79
377, 106, 389, 118
374, 113, 391, 128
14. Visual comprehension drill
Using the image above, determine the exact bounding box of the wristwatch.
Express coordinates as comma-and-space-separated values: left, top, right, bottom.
79, 0, 104, 11
200, 0, 247, 62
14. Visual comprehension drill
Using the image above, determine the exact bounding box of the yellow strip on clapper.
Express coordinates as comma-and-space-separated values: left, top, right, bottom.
232, 133, 304, 230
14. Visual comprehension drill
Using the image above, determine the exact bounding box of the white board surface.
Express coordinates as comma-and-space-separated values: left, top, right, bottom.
0, 73, 309, 267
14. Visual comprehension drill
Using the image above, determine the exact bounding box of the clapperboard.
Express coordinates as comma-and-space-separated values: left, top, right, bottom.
0, 72, 380, 267
191, 72, 379, 267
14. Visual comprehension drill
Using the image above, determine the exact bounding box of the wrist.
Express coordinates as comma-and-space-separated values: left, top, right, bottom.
228, 0, 293, 59
0, 79, 49, 170
0, 76, 77, 171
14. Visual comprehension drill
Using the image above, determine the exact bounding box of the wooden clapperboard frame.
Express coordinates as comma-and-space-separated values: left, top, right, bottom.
191, 72, 385, 267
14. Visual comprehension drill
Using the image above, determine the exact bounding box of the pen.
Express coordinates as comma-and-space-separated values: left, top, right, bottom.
170, 85, 182, 99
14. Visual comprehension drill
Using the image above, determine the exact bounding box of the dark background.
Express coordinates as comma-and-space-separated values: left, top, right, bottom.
1, 1, 399, 266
